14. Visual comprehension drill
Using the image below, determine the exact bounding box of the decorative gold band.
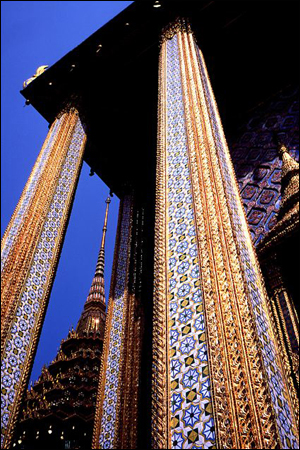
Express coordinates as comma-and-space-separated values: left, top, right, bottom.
160, 17, 192, 44
151, 39, 170, 449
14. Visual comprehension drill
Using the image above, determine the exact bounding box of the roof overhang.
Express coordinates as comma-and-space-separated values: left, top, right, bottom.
21, 1, 299, 198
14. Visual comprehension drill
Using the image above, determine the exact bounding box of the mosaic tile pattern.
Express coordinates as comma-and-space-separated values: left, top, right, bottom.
166, 37, 215, 450
196, 48, 298, 448
1, 117, 85, 448
98, 196, 132, 449
229, 86, 299, 246
1, 117, 64, 271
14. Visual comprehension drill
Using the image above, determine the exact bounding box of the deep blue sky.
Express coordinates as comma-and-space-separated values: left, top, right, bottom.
1, 1, 132, 384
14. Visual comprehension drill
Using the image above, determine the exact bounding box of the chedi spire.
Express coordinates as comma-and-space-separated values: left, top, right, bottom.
76, 195, 111, 336
277, 144, 299, 222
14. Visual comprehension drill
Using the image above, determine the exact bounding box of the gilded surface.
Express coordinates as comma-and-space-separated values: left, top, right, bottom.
152, 21, 299, 449
1, 112, 81, 346
257, 142, 300, 426
194, 37, 298, 448
1, 110, 86, 448
119, 207, 144, 449
152, 41, 170, 449
166, 36, 216, 448
92, 196, 133, 449
160, 17, 192, 44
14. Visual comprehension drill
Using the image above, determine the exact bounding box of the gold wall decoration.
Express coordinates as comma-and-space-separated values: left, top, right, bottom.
152, 19, 299, 449
1, 109, 86, 448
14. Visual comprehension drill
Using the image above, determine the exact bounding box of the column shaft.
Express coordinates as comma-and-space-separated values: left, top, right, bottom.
93, 196, 145, 449
1, 109, 86, 448
152, 21, 298, 449
93, 195, 133, 449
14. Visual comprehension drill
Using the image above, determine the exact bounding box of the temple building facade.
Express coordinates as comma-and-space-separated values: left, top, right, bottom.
1, 2, 299, 449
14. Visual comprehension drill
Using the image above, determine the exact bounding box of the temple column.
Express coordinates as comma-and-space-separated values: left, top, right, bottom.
92, 194, 145, 449
152, 19, 299, 449
1, 108, 86, 448
262, 257, 299, 412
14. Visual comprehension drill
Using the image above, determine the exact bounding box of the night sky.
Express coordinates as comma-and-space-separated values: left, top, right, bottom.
1, 1, 133, 385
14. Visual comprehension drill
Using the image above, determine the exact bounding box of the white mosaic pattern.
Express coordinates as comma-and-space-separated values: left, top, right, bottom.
1, 117, 64, 271
166, 37, 216, 449
98, 196, 132, 449
196, 45, 298, 448
1, 117, 85, 447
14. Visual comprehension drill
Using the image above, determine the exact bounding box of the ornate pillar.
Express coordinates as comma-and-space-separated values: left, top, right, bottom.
152, 19, 299, 449
1, 108, 86, 448
93, 195, 144, 449
262, 257, 299, 407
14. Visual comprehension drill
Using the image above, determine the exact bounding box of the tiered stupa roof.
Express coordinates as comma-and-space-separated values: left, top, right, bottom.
257, 145, 299, 255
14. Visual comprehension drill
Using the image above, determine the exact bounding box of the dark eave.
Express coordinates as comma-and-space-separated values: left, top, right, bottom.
20, 1, 299, 198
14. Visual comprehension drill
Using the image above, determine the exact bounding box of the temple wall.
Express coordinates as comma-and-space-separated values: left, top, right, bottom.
230, 86, 299, 246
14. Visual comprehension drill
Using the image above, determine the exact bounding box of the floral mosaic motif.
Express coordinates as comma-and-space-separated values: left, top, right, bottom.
166, 36, 215, 449
197, 46, 298, 448
203, 418, 215, 442
241, 185, 258, 200
98, 196, 132, 449
182, 369, 199, 389
183, 404, 201, 427
1, 117, 63, 271
1, 116, 85, 447
172, 432, 185, 449
258, 188, 277, 205
247, 208, 265, 226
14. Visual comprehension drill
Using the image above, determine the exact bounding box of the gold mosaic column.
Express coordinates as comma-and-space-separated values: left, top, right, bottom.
152, 19, 299, 449
1, 108, 86, 448
259, 256, 299, 427
93, 195, 144, 449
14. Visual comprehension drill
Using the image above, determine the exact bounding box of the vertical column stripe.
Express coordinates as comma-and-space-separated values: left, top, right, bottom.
1, 117, 64, 271
165, 36, 216, 449
195, 43, 298, 448
93, 196, 133, 449
1, 112, 86, 448
1, 112, 78, 344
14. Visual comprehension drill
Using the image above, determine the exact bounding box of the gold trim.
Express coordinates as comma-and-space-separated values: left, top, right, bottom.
160, 17, 192, 44
151, 40, 170, 449
194, 39, 298, 444
177, 28, 290, 447
1, 115, 67, 331
178, 31, 240, 448
272, 290, 299, 425
282, 290, 299, 348
119, 206, 144, 449
187, 32, 278, 447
